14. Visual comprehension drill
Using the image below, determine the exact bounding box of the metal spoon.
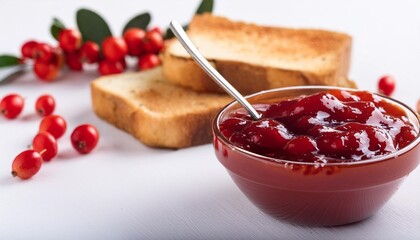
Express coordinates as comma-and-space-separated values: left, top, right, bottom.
169, 21, 261, 120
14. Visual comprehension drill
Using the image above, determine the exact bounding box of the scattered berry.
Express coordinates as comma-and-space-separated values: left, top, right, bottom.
0, 94, 24, 119
123, 28, 146, 56
32, 132, 58, 161
138, 54, 160, 70
378, 75, 396, 96
35, 94, 55, 116
21, 40, 39, 59
80, 41, 100, 63
58, 29, 82, 52
11, 150, 43, 179
102, 36, 128, 62
39, 115, 67, 139
71, 124, 99, 154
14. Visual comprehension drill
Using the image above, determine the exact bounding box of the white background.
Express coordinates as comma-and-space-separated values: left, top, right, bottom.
0, 0, 419, 239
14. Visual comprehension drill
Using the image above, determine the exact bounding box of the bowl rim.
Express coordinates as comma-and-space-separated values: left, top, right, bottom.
213, 86, 420, 166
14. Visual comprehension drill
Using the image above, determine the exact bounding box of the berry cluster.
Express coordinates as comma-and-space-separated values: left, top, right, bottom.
1, 94, 99, 179
20, 27, 163, 81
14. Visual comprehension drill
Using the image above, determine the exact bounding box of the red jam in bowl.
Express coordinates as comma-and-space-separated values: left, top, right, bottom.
220, 89, 417, 163
213, 87, 420, 226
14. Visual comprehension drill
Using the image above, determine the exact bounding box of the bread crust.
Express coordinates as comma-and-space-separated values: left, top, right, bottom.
91, 68, 232, 149
162, 14, 356, 94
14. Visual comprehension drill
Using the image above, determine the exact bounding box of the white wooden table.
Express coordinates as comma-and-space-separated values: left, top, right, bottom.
0, 0, 419, 239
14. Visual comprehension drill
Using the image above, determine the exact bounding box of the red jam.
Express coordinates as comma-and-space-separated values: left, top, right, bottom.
220, 90, 418, 163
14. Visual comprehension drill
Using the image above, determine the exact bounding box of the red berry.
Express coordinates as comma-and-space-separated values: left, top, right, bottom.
120, 57, 127, 70
65, 51, 83, 71
58, 29, 82, 52
32, 132, 58, 161
148, 26, 162, 35
378, 75, 396, 96
143, 31, 164, 54
21, 40, 39, 59
0, 94, 24, 119
80, 41, 100, 63
138, 54, 160, 70
39, 115, 67, 139
33, 43, 53, 63
123, 28, 146, 56
98, 59, 124, 75
34, 60, 60, 81
52, 47, 65, 68
71, 124, 99, 154
35, 94, 55, 116
102, 36, 128, 62
11, 150, 43, 179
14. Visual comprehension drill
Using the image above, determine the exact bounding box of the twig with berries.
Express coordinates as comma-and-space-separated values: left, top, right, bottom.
0, 0, 213, 82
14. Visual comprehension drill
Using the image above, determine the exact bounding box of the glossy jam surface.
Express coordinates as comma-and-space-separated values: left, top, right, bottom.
219, 90, 418, 163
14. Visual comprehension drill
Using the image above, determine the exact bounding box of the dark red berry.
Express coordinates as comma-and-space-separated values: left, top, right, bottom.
11, 150, 43, 179
33, 43, 53, 63
21, 40, 39, 59
98, 59, 124, 75
32, 132, 58, 161
34, 60, 60, 81
138, 54, 160, 70
123, 28, 146, 56
102, 36, 128, 62
80, 41, 100, 63
35, 94, 55, 116
70, 124, 99, 154
39, 115, 67, 139
58, 29, 82, 52
143, 30, 164, 54
0, 94, 24, 119
65, 51, 83, 71
378, 75, 396, 96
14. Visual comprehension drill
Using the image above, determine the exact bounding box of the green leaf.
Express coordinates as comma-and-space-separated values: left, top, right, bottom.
0, 55, 21, 68
122, 12, 151, 34
50, 17, 66, 41
76, 8, 112, 45
196, 0, 214, 14
164, 24, 188, 40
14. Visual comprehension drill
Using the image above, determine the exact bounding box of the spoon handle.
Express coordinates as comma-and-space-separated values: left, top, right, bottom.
169, 21, 261, 120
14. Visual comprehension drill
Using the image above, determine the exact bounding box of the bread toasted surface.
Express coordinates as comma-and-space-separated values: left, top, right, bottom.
91, 67, 232, 148
162, 14, 355, 94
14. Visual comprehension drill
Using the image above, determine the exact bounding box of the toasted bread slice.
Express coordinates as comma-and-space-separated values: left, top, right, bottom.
162, 14, 356, 95
91, 67, 232, 148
